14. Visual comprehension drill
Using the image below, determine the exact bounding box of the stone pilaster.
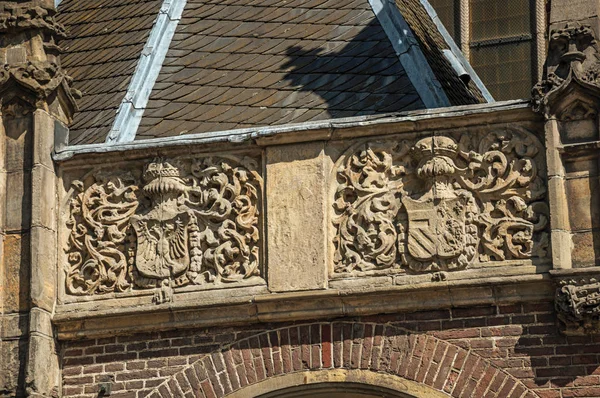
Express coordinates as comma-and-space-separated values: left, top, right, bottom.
0, 0, 78, 396
534, 16, 600, 270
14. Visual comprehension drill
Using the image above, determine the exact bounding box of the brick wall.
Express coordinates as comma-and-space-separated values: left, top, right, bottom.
61, 301, 600, 398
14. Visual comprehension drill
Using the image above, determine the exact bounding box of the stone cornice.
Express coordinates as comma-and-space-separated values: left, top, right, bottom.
53, 271, 554, 340
54, 100, 537, 163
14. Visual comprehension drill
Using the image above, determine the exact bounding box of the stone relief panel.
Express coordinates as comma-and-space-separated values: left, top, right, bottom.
332, 127, 549, 275
64, 156, 262, 302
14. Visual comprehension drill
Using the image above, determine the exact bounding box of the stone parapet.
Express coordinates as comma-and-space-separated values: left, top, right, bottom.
52, 101, 556, 340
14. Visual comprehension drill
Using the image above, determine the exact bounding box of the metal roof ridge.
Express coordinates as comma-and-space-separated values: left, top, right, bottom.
104, 0, 187, 144
417, 0, 494, 102
368, 0, 451, 108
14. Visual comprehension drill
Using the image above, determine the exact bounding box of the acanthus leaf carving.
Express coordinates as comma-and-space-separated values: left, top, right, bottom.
65, 156, 262, 302
333, 128, 549, 274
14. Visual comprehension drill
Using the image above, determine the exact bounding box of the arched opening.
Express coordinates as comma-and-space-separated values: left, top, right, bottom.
225, 369, 450, 398
257, 381, 416, 398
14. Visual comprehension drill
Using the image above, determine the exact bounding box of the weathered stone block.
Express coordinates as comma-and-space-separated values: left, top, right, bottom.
551, 230, 574, 269
33, 110, 55, 169
3, 114, 32, 173
2, 233, 30, 312
31, 165, 56, 231
266, 142, 329, 292
0, 313, 28, 339
29, 227, 57, 312
550, 0, 600, 23
5, 170, 32, 232
571, 231, 600, 267
0, 339, 27, 397
548, 176, 571, 231
25, 333, 60, 397
565, 176, 600, 231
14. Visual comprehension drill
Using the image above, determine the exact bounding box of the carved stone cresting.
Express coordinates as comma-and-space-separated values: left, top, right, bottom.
533, 24, 600, 114
65, 156, 262, 302
556, 277, 600, 335
333, 129, 549, 274
0, 3, 66, 36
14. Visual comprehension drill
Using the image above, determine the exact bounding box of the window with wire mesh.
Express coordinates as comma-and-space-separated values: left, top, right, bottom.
429, 0, 536, 100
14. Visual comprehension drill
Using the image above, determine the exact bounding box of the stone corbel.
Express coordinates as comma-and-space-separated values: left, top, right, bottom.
552, 269, 600, 335
0, 60, 80, 112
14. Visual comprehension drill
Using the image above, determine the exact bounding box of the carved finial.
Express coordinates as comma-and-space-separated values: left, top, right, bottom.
533, 23, 600, 114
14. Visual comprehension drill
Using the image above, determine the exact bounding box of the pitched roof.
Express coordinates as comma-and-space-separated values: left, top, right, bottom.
57, 0, 489, 145
57, 0, 164, 145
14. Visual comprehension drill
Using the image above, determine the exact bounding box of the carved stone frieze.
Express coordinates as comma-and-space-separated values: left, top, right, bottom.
533, 23, 600, 114
556, 276, 600, 335
65, 156, 262, 302
333, 128, 549, 274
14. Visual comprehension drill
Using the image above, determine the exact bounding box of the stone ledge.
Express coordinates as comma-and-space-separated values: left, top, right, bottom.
53, 273, 554, 340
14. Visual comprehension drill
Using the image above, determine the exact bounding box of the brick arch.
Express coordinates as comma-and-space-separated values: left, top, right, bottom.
146, 322, 539, 398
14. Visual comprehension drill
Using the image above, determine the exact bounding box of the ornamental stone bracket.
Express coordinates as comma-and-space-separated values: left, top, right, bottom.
62, 155, 264, 304
332, 127, 549, 276
552, 269, 600, 335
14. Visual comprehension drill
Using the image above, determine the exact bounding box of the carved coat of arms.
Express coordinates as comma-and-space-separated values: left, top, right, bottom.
333, 129, 549, 274
130, 161, 191, 288
400, 137, 478, 271
65, 156, 262, 302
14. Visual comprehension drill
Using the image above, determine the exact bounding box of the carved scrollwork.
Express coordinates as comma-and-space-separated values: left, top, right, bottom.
556, 276, 600, 335
65, 156, 262, 300
333, 128, 549, 274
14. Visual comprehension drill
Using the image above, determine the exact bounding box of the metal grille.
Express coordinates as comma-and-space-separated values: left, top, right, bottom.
428, 0, 537, 101
471, 41, 533, 100
471, 0, 531, 41
470, 0, 534, 100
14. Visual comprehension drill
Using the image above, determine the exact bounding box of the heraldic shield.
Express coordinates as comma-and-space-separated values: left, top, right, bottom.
131, 210, 191, 281
403, 196, 466, 261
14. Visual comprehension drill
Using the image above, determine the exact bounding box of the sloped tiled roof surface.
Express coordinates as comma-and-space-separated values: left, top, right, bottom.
57, 0, 163, 145
134, 0, 424, 140
394, 0, 486, 105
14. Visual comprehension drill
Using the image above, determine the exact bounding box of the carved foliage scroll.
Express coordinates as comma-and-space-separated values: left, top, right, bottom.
65, 156, 262, 297
333, 128, 549, 274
